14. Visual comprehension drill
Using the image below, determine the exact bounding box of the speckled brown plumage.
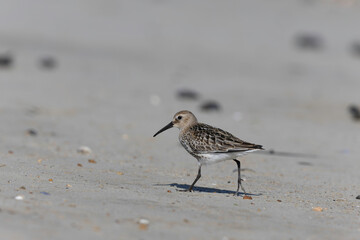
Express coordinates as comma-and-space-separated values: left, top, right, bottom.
153, 110, 263, 195
180, 123, 263, 155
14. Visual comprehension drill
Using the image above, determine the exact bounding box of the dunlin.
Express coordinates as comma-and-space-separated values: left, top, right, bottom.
153, 110, 263, 195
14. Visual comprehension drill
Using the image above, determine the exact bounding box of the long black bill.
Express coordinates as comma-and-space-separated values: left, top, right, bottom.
153, 122, 174, 137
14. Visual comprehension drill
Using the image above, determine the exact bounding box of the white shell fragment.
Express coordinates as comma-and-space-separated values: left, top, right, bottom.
77, 146, 92, 154
15, 195, 24, 200
138, 219, 150, 225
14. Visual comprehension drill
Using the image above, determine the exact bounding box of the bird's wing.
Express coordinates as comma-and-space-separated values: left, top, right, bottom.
189, 123, 263, 153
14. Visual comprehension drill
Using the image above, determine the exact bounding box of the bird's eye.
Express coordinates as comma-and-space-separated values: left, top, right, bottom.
177, 116, 182, 120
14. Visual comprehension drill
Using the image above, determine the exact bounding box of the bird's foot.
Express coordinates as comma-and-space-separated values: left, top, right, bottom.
177, 188, 193, 192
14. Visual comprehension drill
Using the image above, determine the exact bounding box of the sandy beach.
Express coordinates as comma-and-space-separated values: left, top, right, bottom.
0, 1, 360, 239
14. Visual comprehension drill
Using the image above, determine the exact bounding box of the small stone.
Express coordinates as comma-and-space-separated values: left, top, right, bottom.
77, 146, 92, 154
176, 89, 199, 100
243, 195, 253, 200
40, 191, 50, 195
26, 129, 38, 136
116, 171, 124, 175
88, 159, 96, 164
295, 33, 323, 50
66, 184, 72, 188
40, 56, 57, 69
348, 105, 360, 121
0, 53, 13, 68
19, 186, 26, 190
277, 199, 282, 202
350, 42, 360, 57
356, 195, 360, 200
8, 150, 13, 154
48, 178, 53, 183
200, 100, 221, 112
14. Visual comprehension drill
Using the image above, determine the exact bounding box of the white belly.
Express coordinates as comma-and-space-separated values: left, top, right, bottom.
197, 149, 259, 165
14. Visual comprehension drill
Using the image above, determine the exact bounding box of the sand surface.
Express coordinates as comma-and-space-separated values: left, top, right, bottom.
0, 1, 360, 239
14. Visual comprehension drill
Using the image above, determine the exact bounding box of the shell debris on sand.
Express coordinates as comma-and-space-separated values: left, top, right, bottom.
138, 218, 150, 230
312, 207, 324, 212
15, 195, 24, 200
77, 146, 92, 154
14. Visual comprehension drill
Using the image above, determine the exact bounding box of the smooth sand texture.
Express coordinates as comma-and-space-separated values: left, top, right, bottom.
0, 1, 360, 239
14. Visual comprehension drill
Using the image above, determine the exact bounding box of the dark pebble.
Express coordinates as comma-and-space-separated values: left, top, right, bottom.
26, 129, 38, 136
0, 54, 13, 68
295, 33, 323, 50
348, 105, 360, 120
356, 195, 360, 200
350, 42, 360, 57
200, 101, 221, 112
176, 89, 199, 100
40, 191, 50, 196
40, 56, 57, 69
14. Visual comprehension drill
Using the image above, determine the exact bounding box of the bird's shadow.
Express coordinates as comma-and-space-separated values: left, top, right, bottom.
156, 183, 262, 196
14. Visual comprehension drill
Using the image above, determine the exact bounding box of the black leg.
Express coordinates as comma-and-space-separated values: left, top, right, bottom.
188, 164, 202, 192
233, 159, 246, 196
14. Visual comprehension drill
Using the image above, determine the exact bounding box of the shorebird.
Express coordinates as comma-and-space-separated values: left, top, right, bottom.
153, 110, 263, 195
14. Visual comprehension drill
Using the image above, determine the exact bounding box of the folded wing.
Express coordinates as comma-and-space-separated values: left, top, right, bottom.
188, 123, 263, 154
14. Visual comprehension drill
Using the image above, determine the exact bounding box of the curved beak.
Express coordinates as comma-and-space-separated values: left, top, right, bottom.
153, 122, 174, 137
